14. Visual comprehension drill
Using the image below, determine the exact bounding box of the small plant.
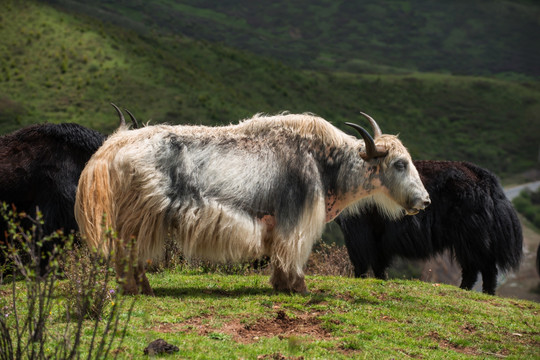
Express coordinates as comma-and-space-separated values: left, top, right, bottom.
0, 203, 135, 360
62, 245, 117, 321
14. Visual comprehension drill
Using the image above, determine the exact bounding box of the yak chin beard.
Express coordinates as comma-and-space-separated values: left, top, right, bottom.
347, 192, 407, 221
404, 208, 419, 216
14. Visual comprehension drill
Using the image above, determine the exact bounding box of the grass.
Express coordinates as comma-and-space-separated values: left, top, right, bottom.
3, 270, 538, 359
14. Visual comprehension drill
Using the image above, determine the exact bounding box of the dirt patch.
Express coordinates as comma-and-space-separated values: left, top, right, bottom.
152, 310, 333, 344
257, 353, 304, 360
425, 331, 480, 356
460, 323, 477, 334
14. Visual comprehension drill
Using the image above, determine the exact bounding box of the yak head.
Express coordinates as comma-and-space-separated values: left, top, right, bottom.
346, 113, 430, 219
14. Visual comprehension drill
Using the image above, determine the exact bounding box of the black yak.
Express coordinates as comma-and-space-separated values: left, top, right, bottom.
0, 105, 137, 269
75, 112, 430, 295
338, 160, 523, 295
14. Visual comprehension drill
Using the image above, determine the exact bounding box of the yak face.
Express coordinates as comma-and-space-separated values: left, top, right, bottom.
346, 113, 430, 219
377, 147, 430, 217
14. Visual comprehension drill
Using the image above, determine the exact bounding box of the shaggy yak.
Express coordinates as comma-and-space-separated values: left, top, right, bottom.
75, 112, 430, 295
0, 104, 137, 269
338, 160, 523, 295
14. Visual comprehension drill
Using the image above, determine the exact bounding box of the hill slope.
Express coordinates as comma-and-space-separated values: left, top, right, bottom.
0, 0, 539, 176
3, 271, 538, 359
49, 0, 540, 77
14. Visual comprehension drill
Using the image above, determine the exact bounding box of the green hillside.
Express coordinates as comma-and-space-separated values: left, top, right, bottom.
1, 0, 540, 177
49, 0, 540, 77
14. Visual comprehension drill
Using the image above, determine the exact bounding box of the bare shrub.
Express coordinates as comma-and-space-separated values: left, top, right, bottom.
305, 242, 354, 277
0, 203, 134, 360
151, 236, 354, 277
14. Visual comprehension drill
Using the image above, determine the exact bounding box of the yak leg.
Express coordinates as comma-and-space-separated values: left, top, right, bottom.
459, 266, 478, 291
114, 246, 138, 295
371, 256, 390, 280
137, 262, 154, 296
481, 266, 498, 295
114, 241, 154, 296
269, 260, 307, 294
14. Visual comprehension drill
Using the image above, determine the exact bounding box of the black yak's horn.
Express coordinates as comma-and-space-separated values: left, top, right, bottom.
111, 103, 126, 127
124, 108, 139, 129
360, 112, 382, 139
345, 122, 388, 160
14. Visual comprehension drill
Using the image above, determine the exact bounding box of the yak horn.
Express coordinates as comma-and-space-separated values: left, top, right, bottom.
124, 108, 139, 129
111, 103, 126, 127
360, 112, 382, 139
345, 122, 388, 160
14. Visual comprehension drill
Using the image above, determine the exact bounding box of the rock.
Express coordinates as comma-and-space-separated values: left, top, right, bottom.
143, 339, 179, 355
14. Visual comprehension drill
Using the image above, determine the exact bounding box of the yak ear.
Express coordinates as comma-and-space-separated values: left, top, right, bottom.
345, 122, 388, 161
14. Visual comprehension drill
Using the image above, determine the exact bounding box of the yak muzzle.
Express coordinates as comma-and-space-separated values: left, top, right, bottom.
405, 196, 431, 216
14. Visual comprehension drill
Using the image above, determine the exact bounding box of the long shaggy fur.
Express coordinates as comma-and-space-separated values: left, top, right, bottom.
0, 123, 106, 268
76, 113, 429, 294
338, 160, 523, 295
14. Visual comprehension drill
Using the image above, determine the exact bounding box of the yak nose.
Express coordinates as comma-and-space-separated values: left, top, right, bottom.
412, 195, 430, 212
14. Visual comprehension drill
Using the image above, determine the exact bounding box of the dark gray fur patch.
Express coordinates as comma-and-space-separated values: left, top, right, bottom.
155, 132, 322, 234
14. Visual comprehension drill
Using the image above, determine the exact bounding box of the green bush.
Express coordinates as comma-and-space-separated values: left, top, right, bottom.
513, 189, 540, 229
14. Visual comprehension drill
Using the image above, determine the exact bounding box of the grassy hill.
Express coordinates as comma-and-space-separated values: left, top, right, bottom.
49, 0, 540, 77
1, 0, 539, 178
1, 270, 539, 359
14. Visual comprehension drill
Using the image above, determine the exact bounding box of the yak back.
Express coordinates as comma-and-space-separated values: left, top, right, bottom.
0, 123, 105, 233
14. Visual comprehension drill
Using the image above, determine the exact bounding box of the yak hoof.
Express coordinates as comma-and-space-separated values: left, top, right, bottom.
140, 274, 155, 296
270, 268, 308, 294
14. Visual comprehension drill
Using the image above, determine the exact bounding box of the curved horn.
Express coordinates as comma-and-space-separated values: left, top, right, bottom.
360, 112, 382, 139
345, 122, 388, 160
111, 103, 126, 127
124, 108, 139, 129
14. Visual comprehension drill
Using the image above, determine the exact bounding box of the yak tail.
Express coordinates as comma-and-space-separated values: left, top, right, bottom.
492, 191, 523, 272
75, 153, 117, 256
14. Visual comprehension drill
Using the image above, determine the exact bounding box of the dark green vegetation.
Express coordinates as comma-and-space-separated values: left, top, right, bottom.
513, 188, 540, 229
1, 0, 540, 177
49, 0, 540, 77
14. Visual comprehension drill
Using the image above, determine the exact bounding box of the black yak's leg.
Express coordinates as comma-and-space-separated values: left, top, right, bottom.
459, 266, 478, 291
481, 266, 498, 295
355, 264, 370, 278
371, 255, 390, 280
346, 244, 370, 278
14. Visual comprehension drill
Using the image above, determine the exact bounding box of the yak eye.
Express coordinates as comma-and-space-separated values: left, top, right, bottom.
394, 160, 408, 171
